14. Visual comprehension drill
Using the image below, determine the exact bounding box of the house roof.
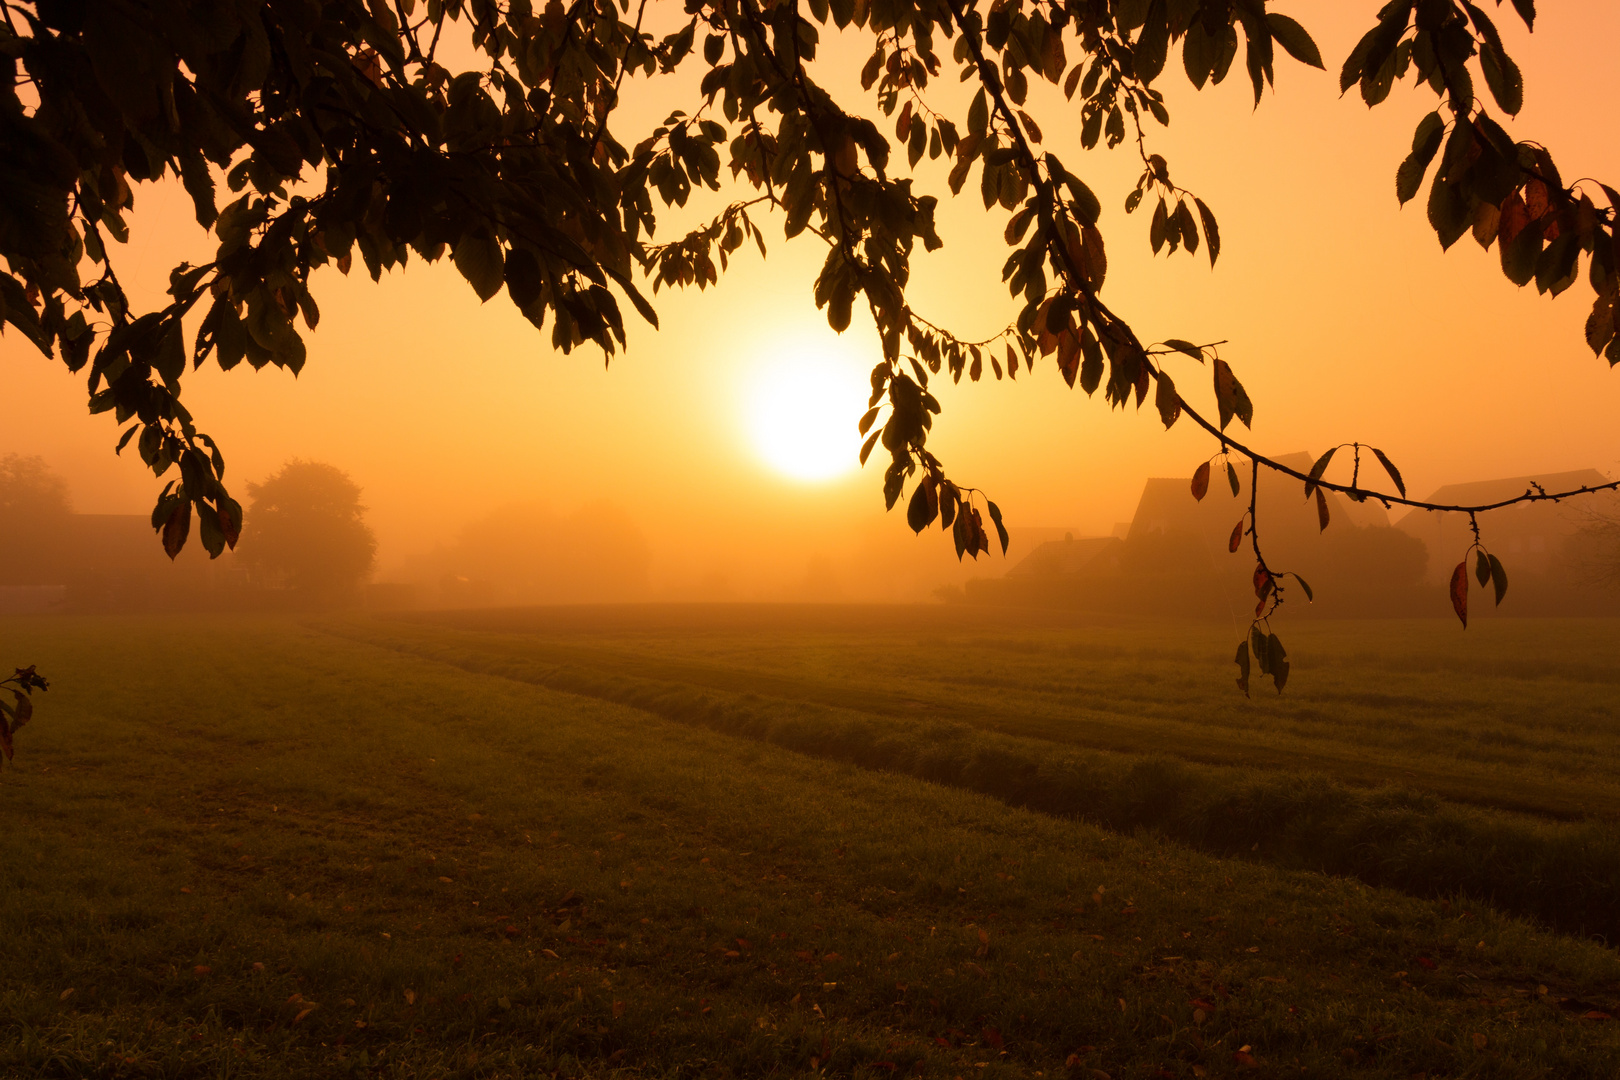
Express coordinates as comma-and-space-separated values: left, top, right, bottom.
1392, 469, 1611, 526
1006, 534, 1122, 577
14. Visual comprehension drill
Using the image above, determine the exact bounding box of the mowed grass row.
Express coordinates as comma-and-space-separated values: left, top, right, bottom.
393, 608, 1620, 821
0, 614, 1617, 1078
338, 614, 1620, 942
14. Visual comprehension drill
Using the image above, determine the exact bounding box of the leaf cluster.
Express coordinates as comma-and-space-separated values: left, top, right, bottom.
0, 665, 47, 770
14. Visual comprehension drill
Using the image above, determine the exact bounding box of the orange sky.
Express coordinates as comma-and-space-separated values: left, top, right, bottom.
4, 2, 1618, 600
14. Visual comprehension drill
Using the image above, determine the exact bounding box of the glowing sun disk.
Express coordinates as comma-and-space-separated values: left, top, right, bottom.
745, 347, 866, 482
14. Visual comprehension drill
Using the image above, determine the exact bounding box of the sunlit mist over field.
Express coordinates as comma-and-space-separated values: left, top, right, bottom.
6, 0, 1620, 1076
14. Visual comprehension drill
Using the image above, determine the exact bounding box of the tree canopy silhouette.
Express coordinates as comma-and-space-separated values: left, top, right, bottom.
241, 458, 377, 599
2, 0, 1618, 684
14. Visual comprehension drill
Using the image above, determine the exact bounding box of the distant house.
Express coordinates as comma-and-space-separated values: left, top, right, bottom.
967, 453, 1431, 617
1005, 533, 1123, 579
1393, 469, 1611, 581
0, 513, 229, 612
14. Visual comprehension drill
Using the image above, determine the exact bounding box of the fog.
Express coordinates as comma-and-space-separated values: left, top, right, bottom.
4, 3, 1619, 613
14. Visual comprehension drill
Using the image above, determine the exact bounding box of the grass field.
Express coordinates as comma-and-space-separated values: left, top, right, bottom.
3, 610, 1620, 1078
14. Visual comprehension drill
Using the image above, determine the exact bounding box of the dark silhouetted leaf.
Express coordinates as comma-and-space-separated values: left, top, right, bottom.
1291, 573, 1314, 602
1315, 487, 1330, 531
1370, 448, 1407, 497
1304, 446, 1336, 497
987, 500, 1009, 554
162, 501, 191, 560
1266, 632, 1289, 691
1194, 198, 1220, 266
1475, 549, 1492, 587
1155, 371, 1181, 428
1229, 519, 1244, 553
1479, 45, 1523, 117
1450, 560, 1470, 628
906, 478, 938, 533
1191, 461, 1211, 501
1213, 359, 1253, 430
1487, 553, 1509, 605
1234, 639, 1251, 696
1227, 461, 1241, 497
1265, 14, 1323, 69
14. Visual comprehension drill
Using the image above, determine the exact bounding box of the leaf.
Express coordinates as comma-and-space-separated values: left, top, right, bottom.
162, 501, 191, 560
1195, 198, 1220, 266
1487, 553, 1509, 605
1227, 461, 1241, 497
1163, 338, 1203, 361
1396, 154, 1430, 206
1370, 448, 1407, 497
1290, 573, 1314, 602
859, 430, 881, 466
1155, 371, 1181, 428
1587, 290, 1618, 356
1314, 487, 1330, 532
453, 233, 506, 302
1190, 461, 1211, 501
1480, 45, 1523, 117
1266, 633, 1290, 692
1175, 201, 1200, 254
1304, 446, 1336, 497
1212, 359, 1253, 429
1234, 639, 1251, 696
1253, 564, 1274, 602
1229, 519, 1244, 553
906, 479, 938, 533
1265, 14, 1324, 70
1475, 549, 1492, 588
986, 500, 1010, 554
1450, 560, 1470, 628
1250, 625, 1269, 675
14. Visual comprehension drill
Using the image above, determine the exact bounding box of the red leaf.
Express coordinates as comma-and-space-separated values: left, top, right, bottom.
1229, 520, 1244, 553
162, 501, 191, 560
1498, 192, 1530, 244
1449, 561, 1469, 628
1191, 461, 1211, 501
1253, 565, 1274, 601
982, 1027, 1004, 1049
1416, 956, 1436, 969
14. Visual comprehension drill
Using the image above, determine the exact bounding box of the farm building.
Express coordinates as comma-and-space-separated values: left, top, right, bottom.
967, 457, 1619, 617
1392, 469, 1611, 580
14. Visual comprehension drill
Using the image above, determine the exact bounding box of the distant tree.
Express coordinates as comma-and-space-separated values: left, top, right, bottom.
0, 453, 73, 586
0, 454, 60, 762
3, 0, 1618, 685
1569, 494, 1620, 591
0, 453, 71, 520
240, 459, 376, 600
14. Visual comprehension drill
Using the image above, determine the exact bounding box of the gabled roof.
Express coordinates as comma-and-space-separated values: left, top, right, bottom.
1006, 535, 1122, 578
1392, 469, 1611, 525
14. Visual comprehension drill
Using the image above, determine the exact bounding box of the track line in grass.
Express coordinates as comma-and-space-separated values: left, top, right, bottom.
5, 615, 1620, 1078
327, 616, 1620, 944
356, 615, 1620, 822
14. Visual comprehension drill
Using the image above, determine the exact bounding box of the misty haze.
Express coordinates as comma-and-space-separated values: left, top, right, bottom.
6, 1, 1620, 1078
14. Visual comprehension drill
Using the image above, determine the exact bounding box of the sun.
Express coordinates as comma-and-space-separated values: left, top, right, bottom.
743, 341, 870, 483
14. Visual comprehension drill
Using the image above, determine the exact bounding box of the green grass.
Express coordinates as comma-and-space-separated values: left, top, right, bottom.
384, 606, 1620, 820
2, 612, 1620, 1079
326, 610, 1620, 941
